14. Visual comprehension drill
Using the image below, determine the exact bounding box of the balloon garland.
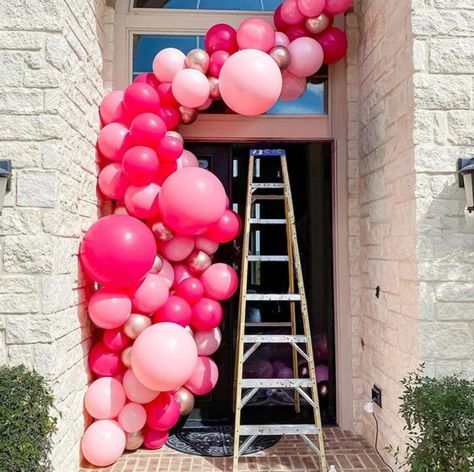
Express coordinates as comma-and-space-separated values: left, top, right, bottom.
80, 0, 351, 466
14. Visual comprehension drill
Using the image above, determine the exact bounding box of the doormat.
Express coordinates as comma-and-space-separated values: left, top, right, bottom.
167, 425, 280, 457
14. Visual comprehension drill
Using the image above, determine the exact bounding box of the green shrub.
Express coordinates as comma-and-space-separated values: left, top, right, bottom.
0, 365, 57, 472
395, 367, 474, 471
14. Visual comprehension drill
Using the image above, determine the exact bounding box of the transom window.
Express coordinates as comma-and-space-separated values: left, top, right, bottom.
134, 0, 281, 10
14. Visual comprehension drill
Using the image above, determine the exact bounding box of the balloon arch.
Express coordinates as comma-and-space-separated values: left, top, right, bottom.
80, 0, 351, 466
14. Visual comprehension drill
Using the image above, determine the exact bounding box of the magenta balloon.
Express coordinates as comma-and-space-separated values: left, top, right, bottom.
118, 403, 147, 433
205, 23, 239, 55
324, 0, 352, 15
98, 123, 130, 161
80, 215, 156, 287
208, 50, 230, 77
124, 182, 161, 220
152, 48, 186, 83
219, 49, 283, 116
200, 263, 239, 301
185, 356, 219, 395
143, 428, 168, 450
280, 70, 307, 100
316, 26, 348, 64
204, 209, 242, 243
237, 18, 275, 52
158, 167, 226, 236
81, 420, 126, 467
145, 392, 180, 431
122, 146, 160, 184
98, 163, 130, 201
280, 0, 306, 25
85, 377, 126, 420
172, 69, 210, 109
123, 83, 161, 116
316, 363, 329, 382
100, 90, 126, 125
191, 298, 223, 331
274, 31, 290, 47
297, 0, 325, 17
194, 327, 222, 356
131, 273, 169, 313
131, 322, 198, 391
273, 5, 290, 32
154, 295, 192, 327
175, 277, 204, 305
161, 236, 195, 262
89, 342, 125, 377
286, 24, 309, 42
103, 328, 132, 352
156, 136, 184, 163
88, 288, 132, 330
129, 113, 167, 147
287, 37, 324, 77
134, 72, 160, 88
122, 369, 159, 404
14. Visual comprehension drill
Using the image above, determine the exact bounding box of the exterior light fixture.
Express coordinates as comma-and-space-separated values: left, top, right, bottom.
457, 158, 474, 213
0, 160, 12, 215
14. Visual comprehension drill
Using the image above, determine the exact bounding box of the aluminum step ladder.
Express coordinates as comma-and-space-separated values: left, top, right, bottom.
233, 149, 328, 471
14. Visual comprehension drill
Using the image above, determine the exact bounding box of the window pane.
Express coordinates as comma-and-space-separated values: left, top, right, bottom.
267, 83, 326, 115
134, 0, 280, 10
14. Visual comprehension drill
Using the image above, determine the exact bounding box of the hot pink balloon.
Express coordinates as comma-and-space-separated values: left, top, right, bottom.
103, 328, 132, 352
129, 113, 167, 147
118, 403, 147, 433
143, 428, 168, 450
273, 5, 290, 32
185, 356, 219, 396
98, 163, 130, 200
237, 18, 275, 52
316, 27, 348, 64
175, 277, 204, 305
85, 377, 126, 420
153, 48, 186, 83
274, 31, 290, 47
156, 258, 174, 288
159, 167, 226, 236
122, 146, 160, 184
123, 82, 161, 116
122, 369, 159, 404
297, 0, 325, 17
124, 182, 161, 219
205, 24, 239, 55
156, 136, 184, 163
208, 50, 230, 77
288, 37, 324, 77
172, 69, 210, 109
134, 72, 160, 88
191, 298, 223, 331
161, 236, 195, 262
194, 236, 219, 255
98, 123, 130, 161
153, 295, 192, 327
200, 263, 239, 301
194, 328, 222, 356
280, 70, 307, 100
157, 82, 178, 107
146, 392, 180, 431
219, 49, 283, 116
89, 342, 125, 377
100, 90, 127, 125
324, 0, 352, 15
158, 105, 180, 130
204, 209, 242, 243
280, 0, 306, 25
88, 288, 132, 330
286, 24, 309, 42
131, 322, 198, 391
131, 273, 169, 314
173, 264, 192, 286
81, 420, 126, 467
177, 149, 199, 169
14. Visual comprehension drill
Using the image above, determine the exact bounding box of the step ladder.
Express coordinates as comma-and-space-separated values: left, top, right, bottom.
233, 149, 328, 471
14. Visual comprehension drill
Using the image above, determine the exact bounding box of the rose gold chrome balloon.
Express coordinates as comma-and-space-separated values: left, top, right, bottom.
165, 130, 184, 144
173, 387, 195, 416
187, 250, 212, 274
125, 430, 144, 450
121, 346, 132, 368
185, 48, 210, 74
179, 105, 199, 125
123, 314, 152, 339
305, 13, 332, 35
150, 255, 164, 274
208, 76, 221, 100
151, 221, 174, 242
269, 46, 291, 70
113, 204, 128, 215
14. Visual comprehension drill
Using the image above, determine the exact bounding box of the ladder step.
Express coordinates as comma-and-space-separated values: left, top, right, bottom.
250, 149, 286, 157
245, 322, 292, 328
251, 183, 284, 189
244, 335, 308, 343
251, 195, 285, 201
246, 293, 301, 301
239, 424, 318, 436
241, 379, 313, 388
249, 218, 286, 224
248, 255, 288, 261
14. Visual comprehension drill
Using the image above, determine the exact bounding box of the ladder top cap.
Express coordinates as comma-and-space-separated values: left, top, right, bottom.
250, 149, 286, 157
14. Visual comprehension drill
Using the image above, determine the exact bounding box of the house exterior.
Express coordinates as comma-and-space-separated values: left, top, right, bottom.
0, 0, 473, 471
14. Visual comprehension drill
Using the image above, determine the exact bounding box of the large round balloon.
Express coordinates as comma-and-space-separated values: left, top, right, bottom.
131, 322, 198, 392
85, 377, 126, 420
219, 49, 282, 116
158, 167, 227, 235
80, 215, 156, 288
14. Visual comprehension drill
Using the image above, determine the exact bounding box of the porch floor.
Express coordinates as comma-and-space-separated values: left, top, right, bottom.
79, 427, 390, 472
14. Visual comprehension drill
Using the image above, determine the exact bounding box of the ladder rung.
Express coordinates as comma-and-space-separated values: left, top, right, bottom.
245, 322, 292, 328
248, 255, 288, 262
241, 379, 312, 388
239, 424, 318, 436
251, 195, 285, 201
251, 183, 284, 189
244, 335, 307, 343
246, 293, 301, 301
249, 218, 286, 224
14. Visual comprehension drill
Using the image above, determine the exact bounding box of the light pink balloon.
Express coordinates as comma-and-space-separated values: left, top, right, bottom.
194, 236, 219, 255
280, 0, 306, 25
177, 149, 199, 169
124, 182, 161, 220
131, 273, 169, 313
100, 90, 126, 125
219, 49, 283, 116
122, 368, 159, 404
280, 70, 307, 100
156, 258, 175, 288
88, 288, 132, 330
287, 37, 324, 77
99, 163, 130, 200
274, 31, 290, 47
200, 263, 239, 301
237, 18, 275, 52
82, 420, 126, 467
153, 48, 186, 83
194, 328, 222, 356
131, 322, 198, 392
98, 123, 130, 161
118, 403, 147, 433
184, 356, 219, 395
161, 236, 195, 262
85, 377, 126, 420
297, 0, 325, 17
172, 69, 210, 109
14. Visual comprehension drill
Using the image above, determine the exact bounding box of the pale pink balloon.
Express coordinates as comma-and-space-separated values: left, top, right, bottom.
157, 258, 175, 288
280, 0, 306, 25
85, 377, 126, 420
200, 263, 239, 301
81, 420, 126, 467
287, 37, 324, 77
122, 368, 159, 404
173, 264, 192, 286
124, 182, 161, 220
194, 236, 219, 255
153, 48, 186, 83
100, 90, 126, 125
280, 70, 307, 100
184, 356, 219, 395
219, 49, 283, 116
99, 163, 130, 200
274, 31, 290, 47
118, 403, 147, 433
131, 273, 169, 313
297, 0, 325, 17
172, 69, 210, 109
194, 328, 222, 356
131, 322, 198, 392
88, 288, 132, 330
176, 149, 199, 169
161, 236, 195, 262
237, 17, 275, 52
98, 123, 130, 161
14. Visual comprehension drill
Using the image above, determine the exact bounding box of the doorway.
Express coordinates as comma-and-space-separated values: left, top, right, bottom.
183, 142, 336, 426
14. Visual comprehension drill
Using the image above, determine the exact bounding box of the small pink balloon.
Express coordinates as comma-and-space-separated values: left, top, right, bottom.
161, 236, 195, 262
324, 0, 352, 15
129, 112, 167, 147
175, 277, 204, 305
280, 70, 307, 100
81, 420, 126, 467
98, 123, 130, 162
103, 328, 132, 352
122, 146, 160, 184
297, 0, 325, 17
123, 82, 161, 116
131, 273, 169, 313
177, 149, 199, 169
89, 342, 125, 377
100, 90, 127, 125
88, 288, 132, 330
200, 263, 239, 301
143, 428, 169, 450
118, 403, 147, 433
237, 17, 275, 52
185, 356, 219, 396
208, 50, 230, 77
204, 209, 242, 243
287, 37, 324, 77
122, 368, 159, 404
172, 69, 210, 109
156, 258, 175, 288
99, 163, 130, 200
194, 236, 219, 255
124, 182, 161, 219
194, 328, 222, 356
153, 48, 186, 83
280, 0, 306, 25
145, 392, 180, 431
274, 31, 290, 47
85, 377, 126, 419
316, 26, 348, 64
173, 264, 192, 286
153, 295, 192, 327
191, 298, 223, 331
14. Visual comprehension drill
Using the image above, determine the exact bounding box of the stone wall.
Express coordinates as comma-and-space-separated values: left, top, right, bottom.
0, 1, 110, 470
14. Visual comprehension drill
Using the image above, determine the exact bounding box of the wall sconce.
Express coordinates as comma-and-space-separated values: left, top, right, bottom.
457, 158, 474, 213
0, 160, 12, 215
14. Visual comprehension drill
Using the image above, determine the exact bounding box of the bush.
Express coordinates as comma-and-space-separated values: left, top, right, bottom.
395, 367, 474, 471
0, 365, 57, 472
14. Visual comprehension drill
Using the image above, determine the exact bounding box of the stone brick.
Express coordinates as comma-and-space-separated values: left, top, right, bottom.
414, 74, 471, 110
16, 170, 59, 208
435, 283, 474, 301
0, 90, 44, 114
5, 315, 53, 344
412, 10, 474, 37
437, 302, 474, 320
0, 52, 23, 87
3, 235, 54, 274
0, 208, 42, 236
421, 321, 474, 359
42, 275, 72, 314
0, 115, 62, 141
430, 38, 474, 73
434, 0, 474, 8
0, 31, 44, 50
447, 111, 474, 145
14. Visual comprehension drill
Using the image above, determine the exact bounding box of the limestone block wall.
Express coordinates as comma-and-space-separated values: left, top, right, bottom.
0, 1, 111, 470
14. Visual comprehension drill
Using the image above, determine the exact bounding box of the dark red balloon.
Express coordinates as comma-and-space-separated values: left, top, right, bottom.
145, 392, 180, 431
205, 24, 239, 55
143, 428, 169, 450
123, 83, 161, 116
316, 27, 348, 64
175, 277, 204, 305
158, 106, 181, 131
287, 24, 310, 42
157, 82, 178, 107
129, 113, 167, 147
273, 5, 290, 32
153, 295, 192, 327
134, 72, 161, 89
209, 50, 230, 78
191, 297, 223, 331
156, 136, 184, 163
